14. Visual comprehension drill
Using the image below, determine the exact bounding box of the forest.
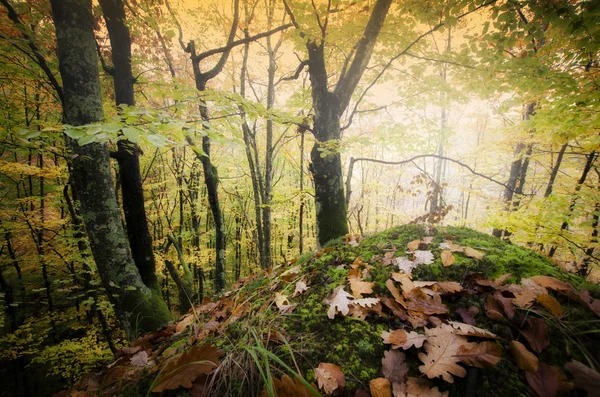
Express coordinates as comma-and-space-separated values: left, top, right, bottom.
0, 0, 599, 396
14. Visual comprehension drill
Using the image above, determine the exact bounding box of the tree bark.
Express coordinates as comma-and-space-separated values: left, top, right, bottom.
298, 0, 392, 246
99, 0, 159, 290
50, 0, 169, 336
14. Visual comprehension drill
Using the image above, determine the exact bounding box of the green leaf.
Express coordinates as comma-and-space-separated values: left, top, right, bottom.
123, 126, 142, 143
147, 134, 169, 147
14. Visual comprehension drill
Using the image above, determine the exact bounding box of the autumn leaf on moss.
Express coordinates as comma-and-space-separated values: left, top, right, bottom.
292, 278, 309, 297
369, 378, 392, 397
509, 340, 539, 373
152, 344, 222, 392
382, 350, 408, 384
395, 256, 418, 274
348, 273, 374, 298
455, 307, 478, 325
260, 374, 317, 397
449, 321, 499, 339
175, 313, 195, 333
518, 317, 549, 354
565, 360, 600, 396
414, 250, 434, 265
393, 377, 449, 396
418, 324, 468, 383
314, 363, 345, 395
325, 287, 353, 319
536, 294, 563, 318
440, 250, 455, 267
525, 362, 559, 397
464, 247, 484, 260
455, 341, 502, 368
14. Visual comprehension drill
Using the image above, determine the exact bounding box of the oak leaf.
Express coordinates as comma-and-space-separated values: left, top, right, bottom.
455, 341, 502, 368
292, 279, 309, 297
449, 321, 499, 339
393, 377, 448, 397
382, 350, 408, 384
509, 340, 538, 373
407, 240, 421, 252
396, 257, 418, 274
418, 324, 468, 383
325, 287, 354, 319
454, 307, 478, 325
349, 277, 375, 298
259, 374, 315, 397
315, 363, 345, 395
152, 345, 222, 392
414, 250, 434, 265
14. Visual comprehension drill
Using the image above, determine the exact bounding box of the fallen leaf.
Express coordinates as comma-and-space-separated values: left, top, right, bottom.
349, 278, 375, 298
392, 272, 416, 294
455, 341, 502, 368
464, 247, 484, 260
317, 363, 345, 395
565, 360, 600, 396
418, 324, 468, 383
381, 329, 408, 347
396, 377, 449, 397
396, 257, 419, 274
152, 345, 222, 392
525, 362, 559, 397
382, 350, 408, 384
493, 291, 515, 319
414, 250, 434, 265
292, 279, 309, 297
455, 307, 477, 325
314, 367, 338, 395
407, 240, 421, 252
441, 251, 455, 267
518, 317, 549, 353
130, 350, 150, 367
380, 295, 409, 321
509, 340, 539, 373
353, 297, 380, 308
536, 294, 563, 318
386, 279, 404, 303
176, 314, 195, 333
530, 276, 581, 303
325, 286, 354, 319
370, 378, 392, 397
449, 321, 499, 339
511, 287, 539, 308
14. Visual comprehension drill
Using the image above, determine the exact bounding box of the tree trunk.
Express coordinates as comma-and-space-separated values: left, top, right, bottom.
99, 0, 159, 290
50, 0, 169, 336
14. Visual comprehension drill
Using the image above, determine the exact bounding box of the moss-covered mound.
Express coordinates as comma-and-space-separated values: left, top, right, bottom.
65, 225, 600, 397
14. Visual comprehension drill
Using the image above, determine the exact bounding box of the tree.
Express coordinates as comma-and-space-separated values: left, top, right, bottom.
98, 0, 159, 290
284, 0, 393, 246
49, 0, 169, 336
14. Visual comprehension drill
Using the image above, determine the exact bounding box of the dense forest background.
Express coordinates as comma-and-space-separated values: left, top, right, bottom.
0, 0, 599, 394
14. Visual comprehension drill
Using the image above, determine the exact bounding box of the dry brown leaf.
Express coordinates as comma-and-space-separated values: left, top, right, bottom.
370, 378, 392, 397
418, 324, 468, 383
509, 340, 539, 373
175, 314, 195, 333
449, 321, 499, 339
353, 297, 380, 308
525, 362, 559, 397
455, 341, 502, 368
292, 279, 309, 298
380, 295, 409, 321
536, 294, 563, 318
414, 250, 434, 265
407, 240, 421, 252
431, 282, 463, 294
464, 247, 484, 260
395, 257, 419, 274
382, 350, 408, 384
386, 279, 404, 303
392, 378, 449, 397
565, 360, 600, 396
518, 317, 549, 354
391, 272, 416, 294
349, 278, 375, 298
314, 367, 338, 395
493, 291, 515, 319
325, 286, 354, 319
511, 287, 539, 308
317, 363, 345, 395
441, 250, 455, 267
455, 307, 477, 325
381, 329, 408, 347
405, 288, 449, 316
152, 345, 222, 392
260, 374, 316, 397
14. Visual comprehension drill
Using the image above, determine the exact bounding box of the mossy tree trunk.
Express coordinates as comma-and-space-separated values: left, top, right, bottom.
50, 0, 170, 337
99, 0, 159, 290
288, 0, 392, 246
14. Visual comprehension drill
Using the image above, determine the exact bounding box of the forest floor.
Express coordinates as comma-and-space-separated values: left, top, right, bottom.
58, 224, 600, 397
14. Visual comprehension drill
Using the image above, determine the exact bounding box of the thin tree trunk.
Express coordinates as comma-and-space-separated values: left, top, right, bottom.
99, 0, 159, 290
548, 152, 597, 258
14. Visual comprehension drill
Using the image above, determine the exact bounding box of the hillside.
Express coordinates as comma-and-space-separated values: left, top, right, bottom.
61, 225, 600, 397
